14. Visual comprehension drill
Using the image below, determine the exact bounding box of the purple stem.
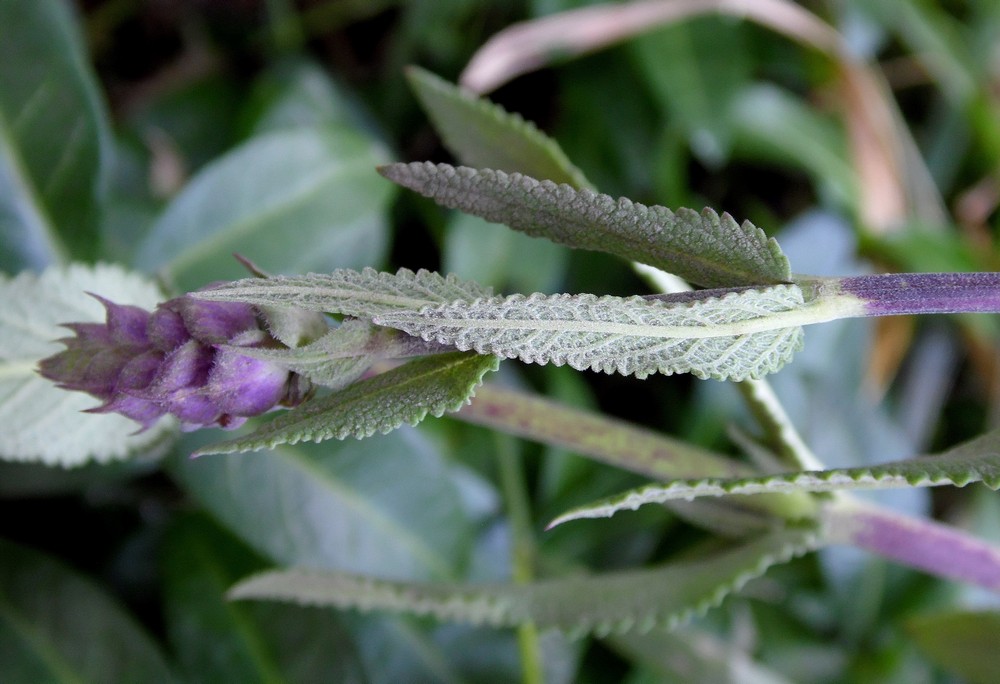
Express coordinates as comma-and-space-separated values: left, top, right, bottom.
824, 501, 1000, 592
838, 272, 1000, 316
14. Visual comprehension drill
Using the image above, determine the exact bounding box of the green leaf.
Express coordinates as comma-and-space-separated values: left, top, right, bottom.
0, 264, 174, 466
162, 513, 365, 683
229, 528, 820, 637
0, 0, 112, 269
135, 126, 393, 292
171, 430, 481, 581
376, 286, 806, 381
378, 163, 791, 288
549, 427, 1000, 527
906, 610, 1000, 684
406, 66, 591, 188
193, 267, 492, 319
196, 352, 499, 455
0, 538, 172, 682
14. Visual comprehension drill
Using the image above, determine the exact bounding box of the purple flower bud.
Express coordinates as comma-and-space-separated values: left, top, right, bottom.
39, 292, 314, 431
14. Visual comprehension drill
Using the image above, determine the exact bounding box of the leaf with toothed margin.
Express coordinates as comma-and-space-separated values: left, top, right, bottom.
196, 352, 499, 455
378, 163, 791, 288
406, 67, 592, 189
192, 267, 492, 319
375, 285, 805, 381
228, 528, 820, 637
0, 264, 175, 466
548, 428, 1000, 527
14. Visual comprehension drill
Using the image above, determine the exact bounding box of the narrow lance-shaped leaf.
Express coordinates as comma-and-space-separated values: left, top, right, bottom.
193, 267, 491, 319
549, 427, 1000, 527
406, 66, 592, 189
229, 528, 820, 638
196, 352, 499, 455
376, 285, 807, 381
378, 163, 791, 288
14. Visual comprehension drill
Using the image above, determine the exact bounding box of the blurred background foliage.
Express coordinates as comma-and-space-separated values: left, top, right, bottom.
3, 0, 1000, 681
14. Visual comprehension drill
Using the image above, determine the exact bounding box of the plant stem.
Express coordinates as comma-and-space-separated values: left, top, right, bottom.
823, 498, 1000, 592
495, 435, 544, 684
816, 272, 1000, 316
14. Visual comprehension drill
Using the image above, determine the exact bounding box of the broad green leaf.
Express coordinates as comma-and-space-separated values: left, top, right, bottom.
549, 427, 1000, 527
0, 264, 174, 466
0, 0, 112, 269
378, 163, 791, 288
163, 514, 365, 683
194, 267, 492, 318
171, 429, 480, 580
197, 352, 499, 454
406, 66, 591, 188
0, 538, 172, 682
376, 286, 806, 381
906, 611, 1000, 684
229, 528, 820, 637
136, 126, 393, 292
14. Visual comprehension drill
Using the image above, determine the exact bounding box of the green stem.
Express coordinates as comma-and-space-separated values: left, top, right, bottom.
495, 435, 544, 684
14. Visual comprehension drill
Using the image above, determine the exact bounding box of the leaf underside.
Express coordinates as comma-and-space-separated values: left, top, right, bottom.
229, 528, 819, 637
376, 285, 805, 381
378, 162, 791, 288
196, 352, 500, 455
550, 428, 1000, 527
193, 267, 492, 318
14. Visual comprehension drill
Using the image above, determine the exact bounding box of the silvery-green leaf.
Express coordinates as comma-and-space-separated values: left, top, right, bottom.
406, 67, 591, 188
197, 352, 499, 455
378, 163, 791, 288
549, 427, 1000, 527
376, 285, 806, 381
0, 264, 174, 466
229, 528, 819, 637
194, 267, 491, 319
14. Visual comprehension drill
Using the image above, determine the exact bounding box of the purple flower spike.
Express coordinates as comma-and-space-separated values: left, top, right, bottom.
39, 292, 314, 431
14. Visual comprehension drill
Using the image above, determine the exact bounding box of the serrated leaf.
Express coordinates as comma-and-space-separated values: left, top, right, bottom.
550, 427, 1000, 527
0, 539, 172, 682
406, 66, 591, 189
378, 163, 791, 288
230, 528, 819, 637
197, 352, 499, 455
0, 264, 174, 466
194, 267, 492, 319
376, 286, 806, 381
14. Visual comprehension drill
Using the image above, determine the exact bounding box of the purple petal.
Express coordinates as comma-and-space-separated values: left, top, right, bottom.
92, 295, 151, 346
203, 348, 288, 416
115, 350, 163, 391
89, 394, 166, 429
148, 307, 191, 350
146, 340, 212, 394
166, 296, 259, 344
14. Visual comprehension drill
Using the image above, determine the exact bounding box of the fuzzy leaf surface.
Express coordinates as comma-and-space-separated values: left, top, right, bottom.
376, 286, 805, 381
0, 264, 174, 465
230, 528, 819, 637
378, 163, 791, 288
407, 67, 591, 188
194, 267, 492, 319
197, 352, 499, 455
550, 428, 1000, 527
